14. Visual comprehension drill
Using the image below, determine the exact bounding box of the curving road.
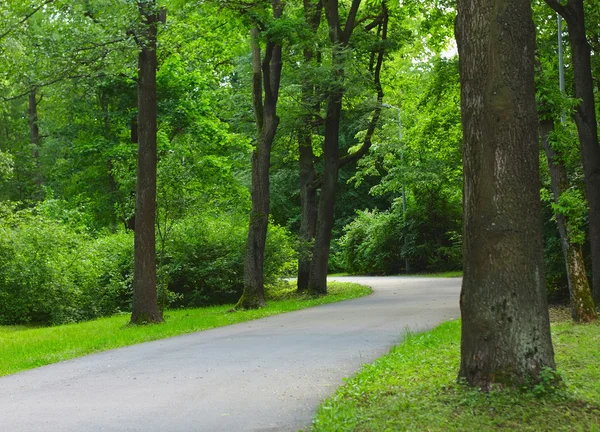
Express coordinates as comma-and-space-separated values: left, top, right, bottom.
0, 276, 460, 432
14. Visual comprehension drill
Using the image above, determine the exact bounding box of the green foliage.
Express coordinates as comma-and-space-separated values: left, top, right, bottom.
0, 206, 133, 325
312, 320, 600, 431
340, 190, 462, 275
340, 209, 404, 275
165, 213, 296, 307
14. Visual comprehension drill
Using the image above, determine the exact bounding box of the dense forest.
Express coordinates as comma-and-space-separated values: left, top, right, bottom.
0, 0, 598, 326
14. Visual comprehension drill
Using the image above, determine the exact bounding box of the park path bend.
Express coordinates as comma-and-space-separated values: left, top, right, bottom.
0, 276, 460, 432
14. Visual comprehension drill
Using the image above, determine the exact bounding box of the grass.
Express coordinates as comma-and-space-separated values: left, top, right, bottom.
328, 271, 463, 278
0, 281, 371, 377
312, 317, 600, 431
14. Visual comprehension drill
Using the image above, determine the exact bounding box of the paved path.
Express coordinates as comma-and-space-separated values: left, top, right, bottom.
0, 276, 460, 432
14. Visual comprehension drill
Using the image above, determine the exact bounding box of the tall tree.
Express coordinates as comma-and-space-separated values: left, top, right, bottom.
540, 119, 597, 322
456, 0, 556, 388
130, 0, 163, 324
297, 0, 322, 292
308, 0, 388, 294
236, 0, 284, 309
544, 0, 600, 305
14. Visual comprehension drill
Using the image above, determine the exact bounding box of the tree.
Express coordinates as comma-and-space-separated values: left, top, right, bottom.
455, 0, 556, 387
236, 0, 284, 309
130, 0, 163, 324
307, 0, 389, 295
544, 0, 600, 305
540, 118, 597, 322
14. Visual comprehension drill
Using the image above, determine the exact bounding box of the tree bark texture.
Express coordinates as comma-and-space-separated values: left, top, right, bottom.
540, 119, 597, 322
131, 0, 162, 324
237, 1, 283, 309
545, 0, 600, 305
455, 0, 556, 388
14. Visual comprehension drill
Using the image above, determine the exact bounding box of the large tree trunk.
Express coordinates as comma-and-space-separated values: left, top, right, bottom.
546, 0, 600, 305
130, 0, 162, 324
456, 0, 556, 388
540, 119, 597, 322
236, 1, 283, 309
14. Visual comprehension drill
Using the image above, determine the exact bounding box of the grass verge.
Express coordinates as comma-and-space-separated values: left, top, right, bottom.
0, 281, 370, 377
313, 319, 600, 431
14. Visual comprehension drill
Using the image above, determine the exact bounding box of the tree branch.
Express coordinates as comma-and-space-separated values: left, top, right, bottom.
543, 0, 570, 21
342, 0, 361, 44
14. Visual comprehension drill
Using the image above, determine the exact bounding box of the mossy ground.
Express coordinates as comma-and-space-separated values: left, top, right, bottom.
312, 315, 600, 431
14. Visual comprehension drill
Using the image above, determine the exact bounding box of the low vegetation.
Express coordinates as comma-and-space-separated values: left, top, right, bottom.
0, 281, 371, 377
312, 318, 600, 431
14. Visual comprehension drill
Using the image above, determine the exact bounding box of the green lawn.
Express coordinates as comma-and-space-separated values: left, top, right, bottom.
0, 281, 371, 377
312, 318, 600, 431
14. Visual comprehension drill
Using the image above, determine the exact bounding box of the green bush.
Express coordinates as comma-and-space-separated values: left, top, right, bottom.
340, 191, 462, 275
0, 210, 133, 325
0, 202, 296, 325
165, 214, 296, 307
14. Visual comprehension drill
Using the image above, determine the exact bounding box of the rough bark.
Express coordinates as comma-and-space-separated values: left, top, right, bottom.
540, 120, 597, 322
456, 0, 556, 388
130, 0, 162, 325
236, 1, 283, 309
545, 0, 600, 305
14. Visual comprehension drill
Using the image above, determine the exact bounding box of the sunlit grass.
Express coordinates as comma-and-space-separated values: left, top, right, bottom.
0, 281, 371, 377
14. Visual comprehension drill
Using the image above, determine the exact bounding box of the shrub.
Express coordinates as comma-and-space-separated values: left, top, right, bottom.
165, 213, 296, 307
0, 203, 296, 325
340, 192, 462, 275
0, 210, 134, 325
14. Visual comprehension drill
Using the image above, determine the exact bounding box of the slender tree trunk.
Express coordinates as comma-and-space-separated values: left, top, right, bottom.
545, 0, 600, 305
308, 81, 342, 295
456, 0, 556, 388
308, 0, 388, 295
298, 131, 318, 292
540, 119, 597, 322
28, 89, 42, 189
297, 0, 322, 293
131, 0, 162, 324
236, 1, 283, 309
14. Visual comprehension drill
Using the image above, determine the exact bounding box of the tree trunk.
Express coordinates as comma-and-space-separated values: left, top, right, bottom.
456, 0, 556, 388
297, 131, 318, 292
236, 1, 283, 309
540, 119, 597, 322
545, 0, 600, 306
28, 89, 42, 189
297, 0, 322, 293
308, 83, 342, 295
131, 0, 162, 325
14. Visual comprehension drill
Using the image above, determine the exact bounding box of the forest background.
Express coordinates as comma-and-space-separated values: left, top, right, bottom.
0, 0, 597, 326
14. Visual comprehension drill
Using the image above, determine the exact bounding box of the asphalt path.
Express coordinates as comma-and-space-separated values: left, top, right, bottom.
0, 276, 460, 432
